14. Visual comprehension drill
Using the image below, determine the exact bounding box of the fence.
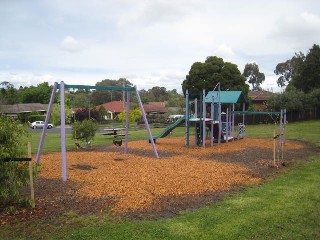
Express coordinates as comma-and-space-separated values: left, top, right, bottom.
236, 107, 320, 125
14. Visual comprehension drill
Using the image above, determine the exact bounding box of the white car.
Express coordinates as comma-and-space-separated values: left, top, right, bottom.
30, 121, 53, 129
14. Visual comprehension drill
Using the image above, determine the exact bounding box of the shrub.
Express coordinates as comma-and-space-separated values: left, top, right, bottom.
72, 119, 98, 143
0, 116, 31, 205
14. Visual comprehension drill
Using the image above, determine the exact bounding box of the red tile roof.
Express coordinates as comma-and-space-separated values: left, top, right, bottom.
97, 101, 167, 114
98, 101, 125, 113
142, 102, 167, 113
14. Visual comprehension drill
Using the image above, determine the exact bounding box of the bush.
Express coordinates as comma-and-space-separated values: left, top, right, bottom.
0, 116, 31, 205
72, 119, 98, 143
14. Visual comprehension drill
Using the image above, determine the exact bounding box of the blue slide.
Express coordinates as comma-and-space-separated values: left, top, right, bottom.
149, 116, 185, 142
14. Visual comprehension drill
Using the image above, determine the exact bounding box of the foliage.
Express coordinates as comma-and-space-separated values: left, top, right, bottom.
74, 108, 101, 122
72, 119, 98, 143
182, 56, 249, 99
267, 88, 306, 111
19, 82, 53, 103
0, 81, 19, 104
294, 44, 320, 93
267, 86, 320, 111
92, 78, 133, 105
242, 62, 265, 90
51, 104, 73, 125
275, 44, 320, 93
117, 108, 142, 123
0, 116, 30, 205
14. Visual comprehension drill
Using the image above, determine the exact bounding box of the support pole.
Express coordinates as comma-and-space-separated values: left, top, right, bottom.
124, 91, 130, 154
194, 97, 198, 146
273, 129, 276, 166
218, 84, 222, 145
35, 82, 57, 164
194, 98, 198, 118
28, 142, 35, 208
210, 96, 214, 147
226, 107, 229, 142
202, 89, 206, 147
232, 104, 235, 139
185, 90, 189, 147
60, 81, 67, 181
135, 86, 159, 158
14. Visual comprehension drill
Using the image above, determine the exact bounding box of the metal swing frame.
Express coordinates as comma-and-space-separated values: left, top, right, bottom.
35, 81, 159, 181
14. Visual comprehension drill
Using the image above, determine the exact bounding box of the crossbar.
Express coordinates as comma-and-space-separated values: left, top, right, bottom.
55, 83, 135, 91
2, 158, 32, 162
232, 111, 281, 115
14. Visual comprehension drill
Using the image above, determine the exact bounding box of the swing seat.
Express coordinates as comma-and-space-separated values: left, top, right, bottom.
113, 139, 123, 147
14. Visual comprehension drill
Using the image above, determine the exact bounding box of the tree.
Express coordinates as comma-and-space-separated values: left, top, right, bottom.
267, 89, 306, 112
19, 82, 53, 103
274, 52, 305, 88
0, 115, 31, 205
117, 108, 142, 124
51, 103, 73, 125
92, 78, 133, 105
182, 56, 249, 99
294, 44, 320, 93
242, 62, 265, 91
0, 81, 19, 104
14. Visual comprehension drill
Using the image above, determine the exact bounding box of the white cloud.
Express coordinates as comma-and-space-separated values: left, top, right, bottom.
60, 36, 85, 53
1, 0, 320, 93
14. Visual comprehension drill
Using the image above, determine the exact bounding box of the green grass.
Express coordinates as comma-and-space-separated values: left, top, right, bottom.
1, 120, 320, 239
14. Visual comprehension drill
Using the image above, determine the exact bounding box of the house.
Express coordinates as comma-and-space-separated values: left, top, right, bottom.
97, 101, 126, 120
0, 103, 48, 119
248, 90, 271, 111
142, 102, 167, 115
97, 101, 168, 120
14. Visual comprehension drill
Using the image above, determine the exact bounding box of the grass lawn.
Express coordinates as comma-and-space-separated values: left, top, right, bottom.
1, 120, 319, 239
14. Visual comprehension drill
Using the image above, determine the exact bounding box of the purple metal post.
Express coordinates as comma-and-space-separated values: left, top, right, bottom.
226, 107, 229, 142
210, 96, 214, 147
35, 82, 58, 164
194, 98, 198, 146
135, 86, 159, 158
60, 81, 67, 181
185, 90, 189, 147
202, 89, 206, 147
283, 109, 287, 143
124, 91, 130, 154
232, 104, 235, 139
194, 98, 198, 118
218, 84, 222, 145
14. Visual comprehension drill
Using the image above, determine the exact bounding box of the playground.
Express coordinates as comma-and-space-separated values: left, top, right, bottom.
1, 135, 312, 224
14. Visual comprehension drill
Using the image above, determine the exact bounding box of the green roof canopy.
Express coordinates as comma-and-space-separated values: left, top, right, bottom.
205, 91, 247, 104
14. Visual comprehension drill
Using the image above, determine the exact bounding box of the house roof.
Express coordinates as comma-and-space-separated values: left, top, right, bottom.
143, 102, 167, 113
205, 91, 247, 104
248, 90, 271, 101
98, 101, 168, 114
0, 103, 48, 114
98, 101, 125, 113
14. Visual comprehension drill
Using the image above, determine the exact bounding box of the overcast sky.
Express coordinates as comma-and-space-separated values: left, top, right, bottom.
1, 0, 320, 92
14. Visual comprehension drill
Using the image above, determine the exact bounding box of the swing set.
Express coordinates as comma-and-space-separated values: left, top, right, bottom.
35, 81, 159, 181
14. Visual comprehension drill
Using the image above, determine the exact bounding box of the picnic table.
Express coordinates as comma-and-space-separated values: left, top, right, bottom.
102, 128, 126, 137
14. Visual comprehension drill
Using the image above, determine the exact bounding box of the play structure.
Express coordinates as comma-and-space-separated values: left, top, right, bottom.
35, 81, 160, 181
152, 82, 286, 153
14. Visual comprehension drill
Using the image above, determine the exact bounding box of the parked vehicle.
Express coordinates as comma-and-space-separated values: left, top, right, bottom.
30, 121, 53, 129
